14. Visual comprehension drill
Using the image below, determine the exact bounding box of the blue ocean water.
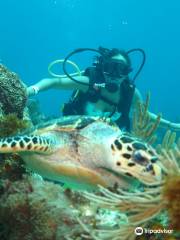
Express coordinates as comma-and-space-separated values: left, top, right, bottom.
0, 0, 179, 122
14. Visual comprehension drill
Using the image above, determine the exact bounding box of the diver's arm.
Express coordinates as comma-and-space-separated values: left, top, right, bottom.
27, 76, 89, 96
147, 112, 180, 131
27, 78, 58, 96
132, 89, 180, 131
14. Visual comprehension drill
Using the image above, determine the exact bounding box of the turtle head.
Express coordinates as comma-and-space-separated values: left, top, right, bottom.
109, 134, 161, 185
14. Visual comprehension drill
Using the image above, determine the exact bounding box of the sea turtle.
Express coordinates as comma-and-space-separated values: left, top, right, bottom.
0, 116, 161, 189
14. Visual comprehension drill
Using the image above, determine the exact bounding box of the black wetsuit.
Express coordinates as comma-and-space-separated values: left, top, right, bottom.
62, 67, 135, 131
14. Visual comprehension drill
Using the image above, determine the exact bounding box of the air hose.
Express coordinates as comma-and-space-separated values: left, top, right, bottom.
48, 59, 82, 78
126, 48, 146, 82
48, 47, 146, 86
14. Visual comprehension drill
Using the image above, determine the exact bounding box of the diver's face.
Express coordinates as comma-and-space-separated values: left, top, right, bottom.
111, 54, 127, 63
104, 54, 130, 79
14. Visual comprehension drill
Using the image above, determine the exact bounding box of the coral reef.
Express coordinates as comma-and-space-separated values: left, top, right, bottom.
0, 176, 96, 240
156, 130, 177, 154
0, 114, 30, 181
0, 64, 27, 118
163, 175, 180, 230
0, 153, 26, 181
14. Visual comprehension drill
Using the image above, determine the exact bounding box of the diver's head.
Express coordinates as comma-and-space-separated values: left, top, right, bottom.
95, 47, 132, 78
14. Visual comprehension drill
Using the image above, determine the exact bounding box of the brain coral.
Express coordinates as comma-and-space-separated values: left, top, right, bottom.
0, 64, 27, 118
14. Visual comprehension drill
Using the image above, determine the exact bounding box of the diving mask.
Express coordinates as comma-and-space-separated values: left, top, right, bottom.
103, 59, 132, 78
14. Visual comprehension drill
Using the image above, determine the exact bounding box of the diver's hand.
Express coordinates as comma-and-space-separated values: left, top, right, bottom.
27, 86, 40, 97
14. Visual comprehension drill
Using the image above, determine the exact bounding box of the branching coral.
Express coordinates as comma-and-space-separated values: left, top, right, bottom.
0, 64, 27, 118
156, 130, 177, 154
132, 93, 161, 144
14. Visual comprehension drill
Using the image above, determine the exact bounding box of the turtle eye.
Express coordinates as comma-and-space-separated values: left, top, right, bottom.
133, 151, 148, 166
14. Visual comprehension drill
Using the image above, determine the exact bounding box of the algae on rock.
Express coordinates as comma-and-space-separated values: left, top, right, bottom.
0, 113, 30, 137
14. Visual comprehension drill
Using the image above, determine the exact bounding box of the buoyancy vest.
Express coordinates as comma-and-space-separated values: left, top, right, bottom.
62, 67, 135, 131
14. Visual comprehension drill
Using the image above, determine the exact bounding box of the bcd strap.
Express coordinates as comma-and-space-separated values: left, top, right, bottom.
116, 79, 135, 130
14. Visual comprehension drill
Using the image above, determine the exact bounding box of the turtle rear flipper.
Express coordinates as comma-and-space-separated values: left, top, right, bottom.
0, 135, 56, 154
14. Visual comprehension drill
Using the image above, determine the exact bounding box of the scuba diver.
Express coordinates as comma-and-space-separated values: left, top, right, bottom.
27, 46, 180, 131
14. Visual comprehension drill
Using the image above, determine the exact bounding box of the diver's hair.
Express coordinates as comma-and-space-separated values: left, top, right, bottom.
96, 47, 132, 68
109, 48, 132, 67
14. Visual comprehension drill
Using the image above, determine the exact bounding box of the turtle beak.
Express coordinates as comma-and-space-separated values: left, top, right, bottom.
152, 163, 162, 181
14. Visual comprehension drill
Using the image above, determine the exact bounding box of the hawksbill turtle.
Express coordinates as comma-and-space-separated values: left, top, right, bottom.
0, 116, 161, 189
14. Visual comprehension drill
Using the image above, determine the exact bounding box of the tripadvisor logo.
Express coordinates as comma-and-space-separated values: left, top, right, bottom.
134, 226, 173, 236
135, 227, 143, 235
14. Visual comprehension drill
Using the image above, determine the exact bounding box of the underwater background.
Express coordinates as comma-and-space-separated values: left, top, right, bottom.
0, 1, 180, 239
0, 0, 180, 121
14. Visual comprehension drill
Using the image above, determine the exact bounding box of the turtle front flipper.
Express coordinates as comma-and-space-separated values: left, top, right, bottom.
0, 135, 56, 154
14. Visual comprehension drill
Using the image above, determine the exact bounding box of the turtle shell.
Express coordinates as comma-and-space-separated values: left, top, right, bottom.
29, 115, 119, 135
